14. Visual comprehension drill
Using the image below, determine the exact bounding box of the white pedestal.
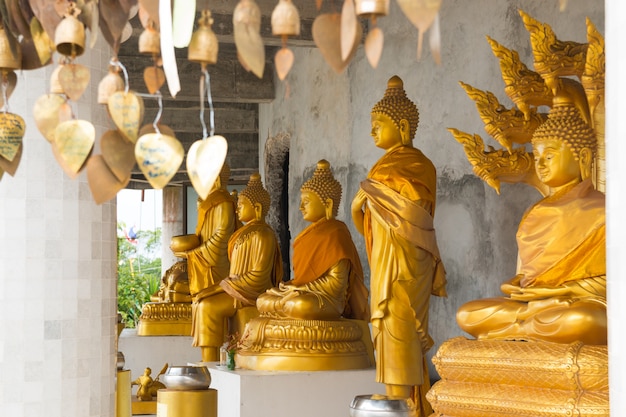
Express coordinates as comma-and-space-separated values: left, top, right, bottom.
204, 363, 386, 417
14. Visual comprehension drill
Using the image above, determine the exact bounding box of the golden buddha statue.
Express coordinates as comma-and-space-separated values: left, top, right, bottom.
456, 98, 606, 345
173, 164, 238, 359
257, 159, 369, 321
190, 173, 283, 362
137, 260, 194, 336
350, 76, 447, 412
427, 12, 608, 417
236, 160, 372, 371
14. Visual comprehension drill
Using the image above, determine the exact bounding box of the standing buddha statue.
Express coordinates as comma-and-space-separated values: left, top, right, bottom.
351, 75, 447, 413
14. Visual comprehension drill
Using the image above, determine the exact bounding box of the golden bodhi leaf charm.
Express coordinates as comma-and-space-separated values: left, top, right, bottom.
54, 119, 96, 175
100, 129, 136, 183
58, 63, 91, 101
186, 135, 228, 200
135, 132, 184, 189
108, 91, 145, 143
87, 154, 130, 205
313, 13, 361, 74
0, 112, 26, 162
0, 142, 22, 176
33, 94, 72, 143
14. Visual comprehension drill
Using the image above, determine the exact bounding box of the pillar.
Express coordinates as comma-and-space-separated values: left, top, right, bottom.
161, 186, 184, 275
0, 40, 115, 416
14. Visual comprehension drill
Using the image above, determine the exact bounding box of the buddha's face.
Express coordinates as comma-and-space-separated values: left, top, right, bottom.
371, 113, 402, 151
237, 196, 256, 223
300, 190, 326, 223
533, 138, 581, 188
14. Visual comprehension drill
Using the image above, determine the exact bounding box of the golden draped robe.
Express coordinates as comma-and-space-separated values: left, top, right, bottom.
360, 145, 446, 402
257, 218, 370, 321
457, 179, 607, 344
187, 189, 237, 298
193, 220, 283, 348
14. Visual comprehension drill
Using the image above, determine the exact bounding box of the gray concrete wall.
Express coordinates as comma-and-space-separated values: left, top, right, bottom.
259, 0, 604, 378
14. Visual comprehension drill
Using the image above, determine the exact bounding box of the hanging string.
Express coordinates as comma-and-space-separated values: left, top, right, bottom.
153, 91, 163, 135
199, 68, 215, 138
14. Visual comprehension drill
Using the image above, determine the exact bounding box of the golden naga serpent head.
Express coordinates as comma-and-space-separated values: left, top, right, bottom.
450, 10, 604, 195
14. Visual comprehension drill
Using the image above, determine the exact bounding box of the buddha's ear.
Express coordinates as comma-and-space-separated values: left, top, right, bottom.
324, 198, 334, 220
254, 202, 263, 221
579, 147, 593, 180
399, 119, 411, 145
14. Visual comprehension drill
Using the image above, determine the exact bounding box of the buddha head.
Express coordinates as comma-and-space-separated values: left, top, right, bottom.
300, 160, 342, 222
237, 173, 270, 222
531, 97, 596, 191
371, 75, 420, 151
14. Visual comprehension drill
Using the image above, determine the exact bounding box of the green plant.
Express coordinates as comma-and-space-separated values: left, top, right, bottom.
117, 222, 163, 328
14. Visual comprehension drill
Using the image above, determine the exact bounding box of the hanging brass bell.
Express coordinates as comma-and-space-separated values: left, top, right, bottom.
98, 69, 124, 104
354, 0, 390, 18
0, 24, 22, 70
139, 25, 161, 55
55, 11, 86, 57
271, 0, 300, 37
188, 10, 219, 66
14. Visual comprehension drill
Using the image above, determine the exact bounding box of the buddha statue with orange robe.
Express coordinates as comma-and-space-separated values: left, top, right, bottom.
237, 160, 372, 371
186, 173, 283, 362
257, 159, 369, 322
351, 76, 447, 413
456, 96, 606, 345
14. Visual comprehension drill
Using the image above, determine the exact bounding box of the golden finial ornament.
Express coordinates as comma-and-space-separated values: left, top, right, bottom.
188, 10, 219, 68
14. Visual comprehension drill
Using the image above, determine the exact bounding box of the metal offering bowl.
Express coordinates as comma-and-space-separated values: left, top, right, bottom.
161, 365, 212, 390
170, 234, 200, 252
349, 394, 415, 417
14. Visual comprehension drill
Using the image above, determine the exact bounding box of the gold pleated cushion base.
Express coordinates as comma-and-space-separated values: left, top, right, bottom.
427, 380, 608, 417
432, 337, 608, 391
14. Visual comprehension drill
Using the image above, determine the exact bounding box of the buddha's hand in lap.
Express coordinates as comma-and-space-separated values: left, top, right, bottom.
173, 251, 188, 259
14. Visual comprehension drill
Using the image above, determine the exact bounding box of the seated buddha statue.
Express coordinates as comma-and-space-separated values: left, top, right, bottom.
256, 159, 369, 322
456, 95, 606, 345
191, 173, 283, 362
237, 160, 371, 371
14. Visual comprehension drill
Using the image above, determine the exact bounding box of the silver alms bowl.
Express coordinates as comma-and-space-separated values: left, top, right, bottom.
161, 365, 212, 390
349, 394, 415, 417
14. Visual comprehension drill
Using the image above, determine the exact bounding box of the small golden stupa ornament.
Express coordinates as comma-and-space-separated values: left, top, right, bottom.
188, 10, 219, 69
354, 0, 388, 68
271, 0, 300, 80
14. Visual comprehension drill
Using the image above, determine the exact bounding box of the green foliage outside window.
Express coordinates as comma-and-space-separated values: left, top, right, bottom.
117, 222, 162, 328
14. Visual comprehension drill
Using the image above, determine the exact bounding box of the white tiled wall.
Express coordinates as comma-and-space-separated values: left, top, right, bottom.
0, 33, 118, 417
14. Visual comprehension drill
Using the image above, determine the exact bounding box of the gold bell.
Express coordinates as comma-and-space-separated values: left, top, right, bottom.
0, 24, 22, 70
98, 69, 124, 104
271, 0, 300, 36
139, 25, 161, 55
55, 8, 86, 57
354, 0, 390, 18
188, 10, 219, 66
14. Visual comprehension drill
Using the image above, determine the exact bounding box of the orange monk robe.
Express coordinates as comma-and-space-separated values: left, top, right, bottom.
291, 218, 370, 320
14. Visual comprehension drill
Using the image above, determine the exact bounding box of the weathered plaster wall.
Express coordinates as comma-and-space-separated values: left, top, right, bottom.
259, 0, 604, 378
